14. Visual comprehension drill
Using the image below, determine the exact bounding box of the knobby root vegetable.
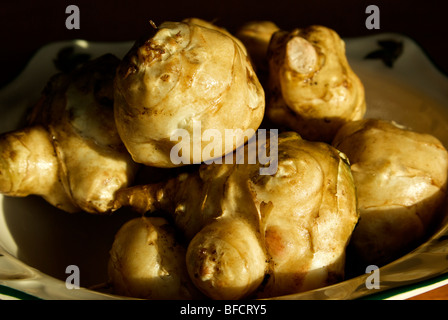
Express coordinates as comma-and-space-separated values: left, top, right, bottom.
114, 19, 265, 168
267, 25, 366, 142
108, 216, 204, 300
113, 132, 359, 299
0, 54, 138, 213
332, 119, 448, 266
0, 125, 77, 212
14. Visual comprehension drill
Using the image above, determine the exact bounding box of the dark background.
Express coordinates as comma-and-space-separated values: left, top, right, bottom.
1, 0, 447, 89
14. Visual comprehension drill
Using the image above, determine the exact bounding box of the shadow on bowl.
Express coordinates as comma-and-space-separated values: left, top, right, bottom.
2, 195, 139, 289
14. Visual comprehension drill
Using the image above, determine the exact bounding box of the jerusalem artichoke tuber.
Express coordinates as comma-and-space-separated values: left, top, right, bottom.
333, 119, 448, 266
113, 132, 359, 299
108, 216, 204, 299
113, 19, 265, 168
0, 54, 138, 214
266, 25, 366, 142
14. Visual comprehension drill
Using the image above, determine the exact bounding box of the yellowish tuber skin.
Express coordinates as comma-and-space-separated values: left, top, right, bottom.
186, 218, 267, 300
332, 119, 448, 266
114, 20, 265, 168
114, 132, 359, 299
0, 125, 78, 212
108, 216, 204, 300
252, 132, 358, 298
0, 54, 138, 214
267, 25, 366, 142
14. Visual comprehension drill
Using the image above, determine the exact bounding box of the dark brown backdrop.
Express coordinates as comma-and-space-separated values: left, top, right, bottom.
1, 0, 447, 88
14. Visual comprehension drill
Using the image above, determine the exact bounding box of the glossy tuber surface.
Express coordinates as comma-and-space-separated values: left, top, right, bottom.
267, 25, 366, 142
113, 132, 359, 299
0, 54, 138, 213
333, 119, 448, 265
108, 216, 204, 299
114, 19, 265, 167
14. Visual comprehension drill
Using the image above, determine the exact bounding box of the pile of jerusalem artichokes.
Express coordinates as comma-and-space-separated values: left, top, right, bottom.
0, 18, 446, 300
